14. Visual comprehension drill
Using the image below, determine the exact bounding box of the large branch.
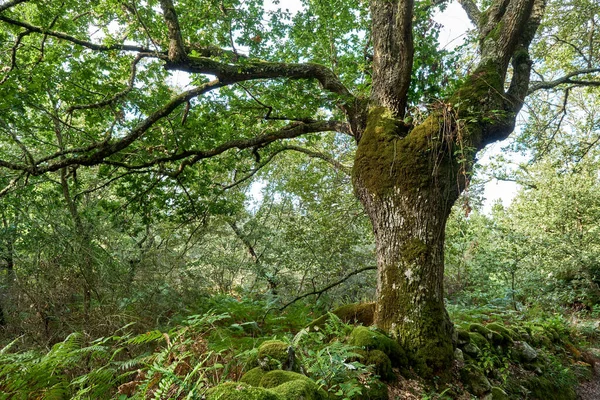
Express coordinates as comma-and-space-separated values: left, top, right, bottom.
0, 15, 152, 53
457, 0, 481, 26
369, 0, 414, 118
159, 0, 186, 62
102, 120, 347, 174
0, 0, 29, 13
166, 57, 352, 97
0, 81, 225, 174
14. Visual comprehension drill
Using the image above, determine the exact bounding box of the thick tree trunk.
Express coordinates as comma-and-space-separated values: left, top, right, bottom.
353, 107, 464, 374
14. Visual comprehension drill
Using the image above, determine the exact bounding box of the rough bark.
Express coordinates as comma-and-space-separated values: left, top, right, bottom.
352, 0, 547, 375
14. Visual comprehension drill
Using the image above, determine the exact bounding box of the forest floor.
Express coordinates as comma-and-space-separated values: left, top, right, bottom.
577, 348, 600, 400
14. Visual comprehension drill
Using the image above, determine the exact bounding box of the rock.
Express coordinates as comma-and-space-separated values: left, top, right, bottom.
205, 382, 283, 400
366, 349, 395, 381
512, 341, 538, 362
268, 378, 328, 400
454, 347, 465, 362
348, 326, 407, 367
307, 302, 375, 330
469, 323, 493, 340
462, 343, 479, 357
257, 340, 296, 371
457, 329, 471, 346
460, 365, 492, 396
483, 386, 510, 400
240, 367, 266, 387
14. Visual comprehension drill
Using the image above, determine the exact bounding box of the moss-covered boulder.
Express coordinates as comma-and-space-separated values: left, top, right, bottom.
239, 367, 266, 387
308, 302, 375, 330
460, 365, 492, 397
486, 323, 515, 344
483, 386, 509, 400
511, 341, 538, 363
259, 371, 328, 400
269, 380, 328, 400
469, 323, 493, 340
468, 332, 489, 349
457, 329, 471, 346
366, 350, 395, 381
257, 340, 295, 371
360, 380, 389, 400
348, 326, 407, 367
205, 382, 283, 400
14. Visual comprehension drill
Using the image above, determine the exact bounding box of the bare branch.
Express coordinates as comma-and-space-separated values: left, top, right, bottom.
528, 68, 600, 94
279, 266, 377, 311
0, 0, 29, 13
66, 53, 149, 113
279, 145, 351, 175
0, 14, 153, 53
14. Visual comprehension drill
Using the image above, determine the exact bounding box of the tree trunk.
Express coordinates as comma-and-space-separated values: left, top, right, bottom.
353, 107, 465, 374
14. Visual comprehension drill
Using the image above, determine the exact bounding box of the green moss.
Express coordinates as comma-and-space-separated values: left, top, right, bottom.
353, 106, 442, 198
240, 367, 266, 387
205, 382, 283, 400
457, 329, 471, 346
486, 323, 514, 345
524, 376, 577, 400
269, 380, 328, 400
490, 386, 509, 400
459, 365, 491, 396
468, 332, 489, 349
257, 340, 294, 371
469, 323, 492, 339
260, 371, 328, 400
360, 380, 389, 400
348, 326, 407, 367
401, 238, 428, 264
308, 302, 375, 331
366, 350, 395, 381
259, 370, 311, 389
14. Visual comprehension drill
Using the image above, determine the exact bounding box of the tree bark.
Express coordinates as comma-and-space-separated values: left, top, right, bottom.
352, 0, 547, 374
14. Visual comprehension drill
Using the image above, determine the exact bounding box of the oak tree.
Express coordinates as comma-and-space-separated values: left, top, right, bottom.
0, 0, 598, 373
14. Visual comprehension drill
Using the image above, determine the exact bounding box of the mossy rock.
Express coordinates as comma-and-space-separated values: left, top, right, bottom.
486, 323, 513, 341
257, 340, 295, 371
240, 367, 266, 387
360, 380, 389, 400
457, 329, 471, 346
469, 323, 493, 340
523, 376, 576, 400
308, 302, 375, 330
259, 371, 328, 400
366, 350, 395, 381
468, 332, 489, 349
348, 326, 407, 367
460, 365, 491, 397
205, 382, 283, 400
269, 379, 328, 400
483, 386, 509, 400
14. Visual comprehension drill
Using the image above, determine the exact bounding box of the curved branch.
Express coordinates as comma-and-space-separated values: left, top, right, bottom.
279, 145, 351, 175
0, 80, 225, 174
103, 120, 347, 173
528, 68, 600, 94
279, 266, 377, 311
0, 15, 153, 53
167, 57, 352, 98
457, 0, 481, 26
0, 0, 29, 13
